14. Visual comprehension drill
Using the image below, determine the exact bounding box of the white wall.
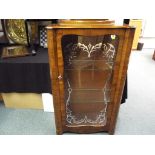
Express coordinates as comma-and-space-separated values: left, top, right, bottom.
143, 19, 155, 37
140, 19, 155, 48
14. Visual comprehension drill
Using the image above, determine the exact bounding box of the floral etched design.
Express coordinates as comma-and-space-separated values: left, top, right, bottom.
64, 40, 116, 126
77, 42, 102, 58
65, 42, 116, 61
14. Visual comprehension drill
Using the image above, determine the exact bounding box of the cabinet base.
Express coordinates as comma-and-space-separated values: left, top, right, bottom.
58, 125, 111, 134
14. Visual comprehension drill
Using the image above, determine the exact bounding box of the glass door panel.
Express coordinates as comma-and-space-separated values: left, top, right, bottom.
61, 34, 119, 126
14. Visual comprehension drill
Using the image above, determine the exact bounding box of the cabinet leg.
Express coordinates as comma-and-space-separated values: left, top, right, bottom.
56, 129, 63, 135
108, 129, 115, 135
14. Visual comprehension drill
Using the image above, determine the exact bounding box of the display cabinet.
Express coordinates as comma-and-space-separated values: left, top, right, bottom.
47, 20, 135, 134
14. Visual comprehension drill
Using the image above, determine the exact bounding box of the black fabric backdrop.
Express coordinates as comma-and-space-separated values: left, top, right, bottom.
0, 48, 51, 93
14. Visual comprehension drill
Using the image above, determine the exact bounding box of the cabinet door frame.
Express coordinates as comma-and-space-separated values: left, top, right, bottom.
47, 28, 135, 134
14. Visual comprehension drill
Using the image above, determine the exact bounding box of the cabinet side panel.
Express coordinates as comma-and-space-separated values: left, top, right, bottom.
47, 29, 63, 134
56, 31, 67, 129
108, 28, 135, 134
106, 30, 125, 130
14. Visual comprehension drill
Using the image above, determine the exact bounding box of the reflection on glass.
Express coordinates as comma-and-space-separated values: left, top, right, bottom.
62, 35, 119, 126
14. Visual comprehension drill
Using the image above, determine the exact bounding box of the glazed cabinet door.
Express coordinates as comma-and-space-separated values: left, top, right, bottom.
47, 28, 134, 134
62, 34, 119, 126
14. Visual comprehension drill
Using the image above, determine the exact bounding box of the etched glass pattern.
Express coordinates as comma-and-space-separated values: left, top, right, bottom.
61, 35, 119, 126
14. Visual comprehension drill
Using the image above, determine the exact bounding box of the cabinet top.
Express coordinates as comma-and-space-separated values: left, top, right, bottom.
46, 19, 135, 29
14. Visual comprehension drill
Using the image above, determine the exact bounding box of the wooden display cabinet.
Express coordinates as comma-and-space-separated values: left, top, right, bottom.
47, 20, 135, 134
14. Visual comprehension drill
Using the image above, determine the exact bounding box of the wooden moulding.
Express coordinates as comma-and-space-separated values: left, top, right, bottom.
47, 19, 134, 29
58, 19, 115, 25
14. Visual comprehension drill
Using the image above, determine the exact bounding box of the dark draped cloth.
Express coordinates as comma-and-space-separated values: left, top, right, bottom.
0, 48, 51, 93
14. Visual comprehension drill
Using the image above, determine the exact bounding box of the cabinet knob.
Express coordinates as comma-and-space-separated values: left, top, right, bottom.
58, 75, 63, 80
